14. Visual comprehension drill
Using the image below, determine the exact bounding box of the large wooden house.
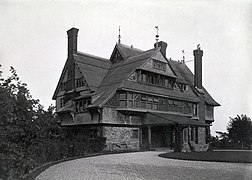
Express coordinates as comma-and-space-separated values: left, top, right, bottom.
53, 27, 220, 152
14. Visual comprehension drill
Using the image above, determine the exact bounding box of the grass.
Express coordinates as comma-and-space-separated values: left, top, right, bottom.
159, 150, 252, 163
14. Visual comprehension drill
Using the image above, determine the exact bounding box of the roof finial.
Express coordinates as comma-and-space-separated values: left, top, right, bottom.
155, 26, 159, 48
118, 26, 121, 44
182, 49, 185, 63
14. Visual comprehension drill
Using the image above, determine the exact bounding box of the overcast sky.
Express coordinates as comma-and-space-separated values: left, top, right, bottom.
0, 0, 251, 134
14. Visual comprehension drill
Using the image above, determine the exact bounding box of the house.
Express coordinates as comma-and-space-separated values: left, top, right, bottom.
52, 27, 220, 152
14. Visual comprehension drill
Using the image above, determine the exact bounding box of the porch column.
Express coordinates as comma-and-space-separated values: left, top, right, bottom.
148, 126, 152, 150
139, 128, 142, 145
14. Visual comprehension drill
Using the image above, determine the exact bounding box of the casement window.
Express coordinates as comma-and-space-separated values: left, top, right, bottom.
132, 129, 139, 139
141, 95, 147, 108
140, 70, 174, 88
153, 103, 158, 110
128, 92, 134, 107
119, 92, 127, 99
119, 92, 127, 107
193, 104, 198, 116
75, 99, 91, 112
142, 74, 147, 82
60, 98, 64, 107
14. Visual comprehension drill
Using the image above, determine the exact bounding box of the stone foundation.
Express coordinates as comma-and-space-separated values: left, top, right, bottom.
103, 126, 140, 151
181, 126, 209, 152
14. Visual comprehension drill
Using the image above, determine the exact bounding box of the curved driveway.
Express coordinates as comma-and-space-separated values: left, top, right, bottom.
36, 151, 251, 180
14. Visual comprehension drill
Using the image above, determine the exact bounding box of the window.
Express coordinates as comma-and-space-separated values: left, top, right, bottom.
153, 103, 158, 110
195, 127, 198, 144
142, 74, 146, 82
119, 100, 127, 107
184, 85, 188, 91
165, 79, 169, 87
128, 100, 134, 107
146, 103, 152, 109
76, 78, 85, 87
119, 92, 126, 99
75, 99, 91, 112
132, 129, 139, 139
183, 128, 188, 143
128, 92, 133, 99
191, 127, 194, 141
60, 98, 64, 107
193, 104, 198, 116
119, 92, 127, 107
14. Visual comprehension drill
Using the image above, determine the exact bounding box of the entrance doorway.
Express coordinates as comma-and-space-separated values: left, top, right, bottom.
142, 126, 174, 150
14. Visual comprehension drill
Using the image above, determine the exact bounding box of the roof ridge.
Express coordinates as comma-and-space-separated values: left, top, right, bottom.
76, 51, 110, 62
108, 47, 159, 70
74, 59, 110, 70
117, 43, 143, 52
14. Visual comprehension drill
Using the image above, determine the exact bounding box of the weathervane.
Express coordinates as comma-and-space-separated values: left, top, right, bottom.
155, 26, 159, 48
118, 26, 121, 44
182, 49, 185, 63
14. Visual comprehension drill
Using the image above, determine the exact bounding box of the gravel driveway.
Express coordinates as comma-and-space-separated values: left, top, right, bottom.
36, 151, 252, 180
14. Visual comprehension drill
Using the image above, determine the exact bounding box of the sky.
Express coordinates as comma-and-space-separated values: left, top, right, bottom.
0, 0, 252, 135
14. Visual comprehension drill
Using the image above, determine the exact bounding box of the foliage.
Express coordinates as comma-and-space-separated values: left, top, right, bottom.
0, 66, 105, 179
209, 114, 252, 150
227, 114, 252, 149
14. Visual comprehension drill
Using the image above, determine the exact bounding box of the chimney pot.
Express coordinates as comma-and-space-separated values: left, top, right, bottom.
67, 27, 79, 57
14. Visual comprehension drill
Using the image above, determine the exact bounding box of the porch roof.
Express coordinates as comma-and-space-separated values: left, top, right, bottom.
144, 112, 208, 126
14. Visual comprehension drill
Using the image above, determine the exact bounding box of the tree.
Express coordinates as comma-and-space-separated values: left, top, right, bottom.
0, 66, 61, 179
227, 115, 252, 149
0, 66, 105, 179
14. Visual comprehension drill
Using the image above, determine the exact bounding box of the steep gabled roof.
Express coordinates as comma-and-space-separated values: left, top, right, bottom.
52, 59, 71, 100
74, 52, 111, 91
109, 43, 143, 63
90, 48, 160, 107
117, 43, 143, 58
169, 60, 220, 106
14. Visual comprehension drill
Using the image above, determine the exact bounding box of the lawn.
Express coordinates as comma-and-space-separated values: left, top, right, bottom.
159, 150, 252, 163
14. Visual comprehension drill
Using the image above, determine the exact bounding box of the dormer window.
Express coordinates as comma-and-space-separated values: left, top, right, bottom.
75, 99, 91, 112
140, 70, 174, 88
75, 78, 85, 87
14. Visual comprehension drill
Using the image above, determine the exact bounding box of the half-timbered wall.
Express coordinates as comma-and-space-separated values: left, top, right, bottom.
116, 91, 194, 115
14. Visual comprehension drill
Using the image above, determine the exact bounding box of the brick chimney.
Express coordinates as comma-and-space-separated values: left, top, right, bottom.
154, 41, 167, 57
193, 46, 203, 89
67, 27, 79, 57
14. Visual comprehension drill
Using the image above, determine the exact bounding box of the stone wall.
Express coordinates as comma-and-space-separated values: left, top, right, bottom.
181, 126, 209, 152
192, 126, 209, 151
103, 126, 140, 151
